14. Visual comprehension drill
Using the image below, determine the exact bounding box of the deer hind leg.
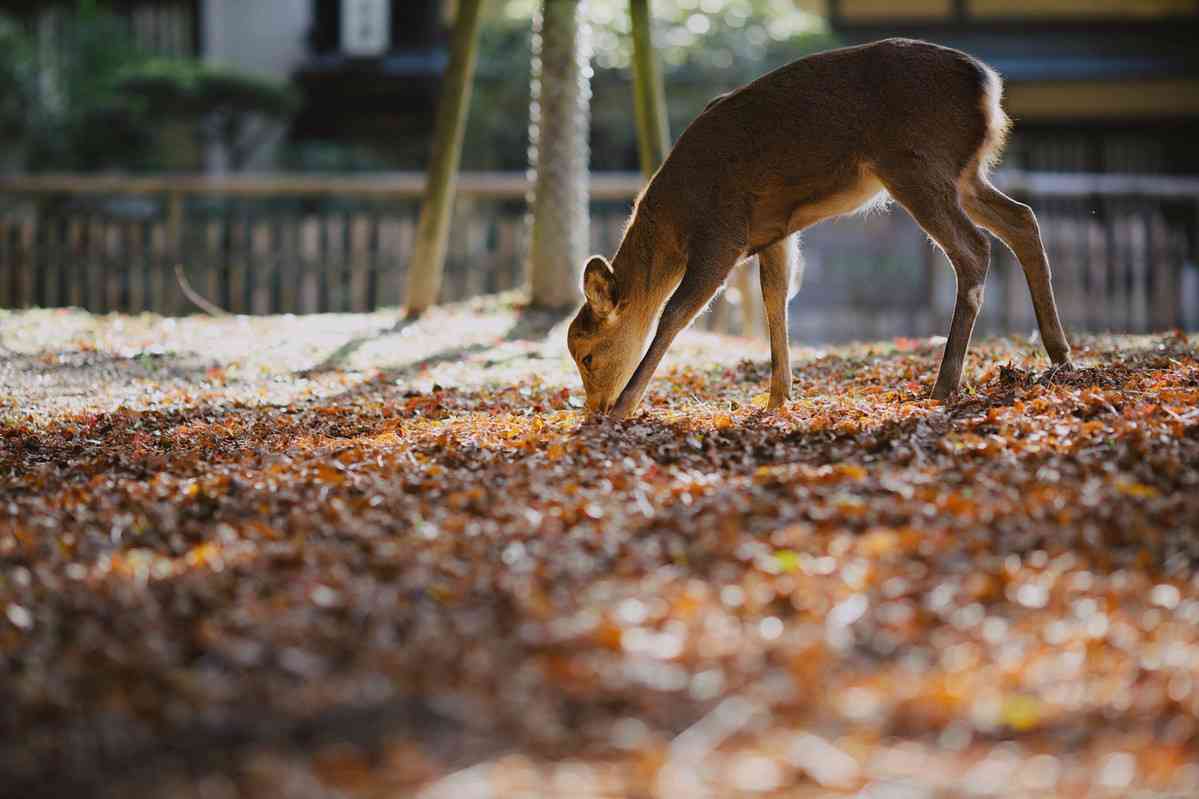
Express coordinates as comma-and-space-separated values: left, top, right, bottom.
881, 173, 991, 400
960, 175, 1072, 366
758, 235, 800, 409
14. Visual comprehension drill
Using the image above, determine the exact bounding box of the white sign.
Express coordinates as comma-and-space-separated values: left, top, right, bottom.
342, 0, 390, 56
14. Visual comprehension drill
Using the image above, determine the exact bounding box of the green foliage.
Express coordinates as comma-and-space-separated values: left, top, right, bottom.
592, 0, 840, 169
582, 0, 829, 73
468, 0, 840, 171
9, 6, 297, 172
0, 16, 36, 143
117, 59, 299, 170
15, 8, 153, 171
116, 59, 299, 120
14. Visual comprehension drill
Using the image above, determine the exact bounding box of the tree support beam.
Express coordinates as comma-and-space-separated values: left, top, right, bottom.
629, 0, 669, 178
405, 0, 486, 316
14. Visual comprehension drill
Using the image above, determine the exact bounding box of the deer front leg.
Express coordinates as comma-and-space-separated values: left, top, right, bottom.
758, 236, 798, 410
610, 259, 732, 419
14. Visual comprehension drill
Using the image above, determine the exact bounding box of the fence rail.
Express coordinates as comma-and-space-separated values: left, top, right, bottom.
7, 170, 1198, 198
2, 171, 1197, 339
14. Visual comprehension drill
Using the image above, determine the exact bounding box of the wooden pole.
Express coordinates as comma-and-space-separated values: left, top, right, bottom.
404, 0, 485, 316
629, 0, 669, 178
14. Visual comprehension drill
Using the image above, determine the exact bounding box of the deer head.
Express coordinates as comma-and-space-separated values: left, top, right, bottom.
567, 256, 650, 414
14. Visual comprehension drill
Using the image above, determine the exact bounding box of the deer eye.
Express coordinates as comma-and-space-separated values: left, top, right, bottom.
582, 354, 593, 368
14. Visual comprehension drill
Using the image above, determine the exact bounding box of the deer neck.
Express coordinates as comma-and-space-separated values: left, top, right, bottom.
609, 206, 683, 339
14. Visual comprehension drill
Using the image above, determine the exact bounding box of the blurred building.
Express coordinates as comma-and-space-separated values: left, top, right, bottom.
291, 0, 450, 165
798, 0, 1199, 173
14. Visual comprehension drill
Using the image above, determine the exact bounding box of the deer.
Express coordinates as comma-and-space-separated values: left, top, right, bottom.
567, 38, 1073, 419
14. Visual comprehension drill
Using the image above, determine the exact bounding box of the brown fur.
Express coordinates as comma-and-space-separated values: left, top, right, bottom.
568, 38, 1072, 417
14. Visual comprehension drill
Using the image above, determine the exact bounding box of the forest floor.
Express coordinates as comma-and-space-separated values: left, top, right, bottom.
2, 296, 1198, 798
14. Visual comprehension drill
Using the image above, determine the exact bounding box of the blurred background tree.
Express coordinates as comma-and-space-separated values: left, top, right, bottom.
527, 0, 591, 308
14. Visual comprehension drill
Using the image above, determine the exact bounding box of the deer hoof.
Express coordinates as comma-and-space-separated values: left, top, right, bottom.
608, 398, 636, 420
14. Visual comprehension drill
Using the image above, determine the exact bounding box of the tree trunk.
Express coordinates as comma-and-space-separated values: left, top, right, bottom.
404, 0, 485, 316
629, 0, 669, 179
527, 0, 591, 309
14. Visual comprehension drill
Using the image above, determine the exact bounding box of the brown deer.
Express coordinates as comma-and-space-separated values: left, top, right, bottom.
567, 38, 1072, 418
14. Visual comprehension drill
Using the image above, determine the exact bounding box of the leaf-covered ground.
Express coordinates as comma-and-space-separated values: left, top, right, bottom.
2, 298, 1198, 798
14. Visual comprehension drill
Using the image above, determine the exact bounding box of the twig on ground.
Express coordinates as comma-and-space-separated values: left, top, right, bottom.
175, 265, 230, 317
1037, 360, 1075, 386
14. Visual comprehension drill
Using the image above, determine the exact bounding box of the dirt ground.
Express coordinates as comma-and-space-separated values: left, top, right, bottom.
2, 298, 1198, 798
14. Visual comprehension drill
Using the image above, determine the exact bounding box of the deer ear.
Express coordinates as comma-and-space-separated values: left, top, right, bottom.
582, 256, 617, 317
